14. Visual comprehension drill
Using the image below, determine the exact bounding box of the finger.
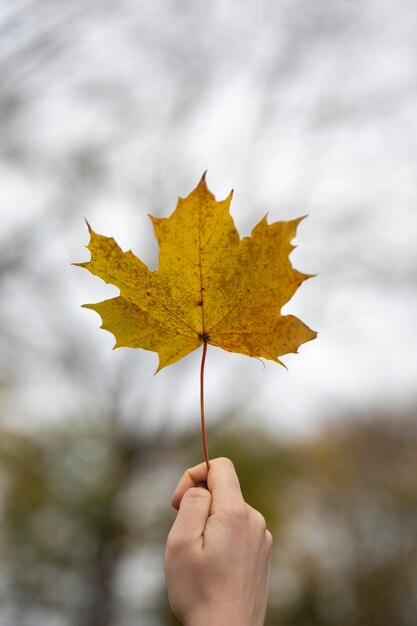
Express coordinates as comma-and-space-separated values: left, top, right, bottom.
207, 457, 244, 514
171, 457, 244, 512
169, 486, 212, 544
171, 461, 210, 510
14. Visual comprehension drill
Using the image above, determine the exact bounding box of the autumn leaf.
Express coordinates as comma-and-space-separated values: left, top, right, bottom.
75, 174, 316, 373
75, 174, 317, 467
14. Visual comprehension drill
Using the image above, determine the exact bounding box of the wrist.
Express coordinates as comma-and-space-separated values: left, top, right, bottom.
183, 603, 255, 626
185, 616, 252, 626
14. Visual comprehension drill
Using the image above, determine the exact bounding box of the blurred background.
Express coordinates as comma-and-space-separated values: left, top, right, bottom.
0, 0, 416, 624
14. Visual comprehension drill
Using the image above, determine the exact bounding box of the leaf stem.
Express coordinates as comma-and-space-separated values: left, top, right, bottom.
200, 340, 210, 472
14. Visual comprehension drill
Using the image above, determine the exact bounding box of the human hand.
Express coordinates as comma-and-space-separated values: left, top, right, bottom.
165, 457, 272, 626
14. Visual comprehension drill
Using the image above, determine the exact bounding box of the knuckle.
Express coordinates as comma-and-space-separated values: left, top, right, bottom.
166, 530, 188, 554
251, 508, 267, 531
227, 502, 250, 523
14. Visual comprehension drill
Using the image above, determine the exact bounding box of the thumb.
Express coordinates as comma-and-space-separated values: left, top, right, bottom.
170, 486, 212, 545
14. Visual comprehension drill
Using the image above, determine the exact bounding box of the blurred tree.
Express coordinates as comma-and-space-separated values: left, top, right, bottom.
1, 409, 416, 626
0, 422, 169, 626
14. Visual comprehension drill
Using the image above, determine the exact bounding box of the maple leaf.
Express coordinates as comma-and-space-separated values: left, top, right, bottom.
75, 174, 316, 372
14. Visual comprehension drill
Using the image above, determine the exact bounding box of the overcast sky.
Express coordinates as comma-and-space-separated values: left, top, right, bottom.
1, 0, 416, 439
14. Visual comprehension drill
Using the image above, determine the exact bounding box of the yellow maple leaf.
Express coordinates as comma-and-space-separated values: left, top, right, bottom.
75, 174, 316, 371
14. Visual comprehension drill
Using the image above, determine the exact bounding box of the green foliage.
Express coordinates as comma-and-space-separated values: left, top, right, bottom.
1, 411, 417, 626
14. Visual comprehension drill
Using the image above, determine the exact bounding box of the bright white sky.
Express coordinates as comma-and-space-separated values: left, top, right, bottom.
1, 0, 416, 439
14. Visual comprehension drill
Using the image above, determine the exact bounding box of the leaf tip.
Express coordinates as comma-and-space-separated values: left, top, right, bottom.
84, 217, 94, 233
197, 171, 209, 192
294, 214, 308, 227
278, 358, 288, 371
253, 356, 266, 371
154, 361, 164, 375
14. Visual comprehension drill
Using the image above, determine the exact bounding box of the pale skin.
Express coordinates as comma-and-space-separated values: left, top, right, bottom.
165, 457, 273, 626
